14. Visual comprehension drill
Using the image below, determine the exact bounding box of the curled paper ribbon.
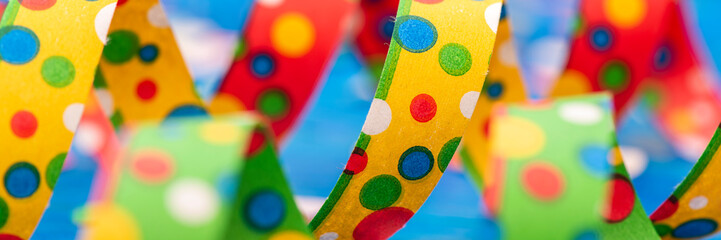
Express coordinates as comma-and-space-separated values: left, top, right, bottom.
85, 0, 208, 209
0, 0, 117, 238
487, 93, 656, 239
642, 2, 721, 160
209, 0, 355, 141
94, 0, 204, 125
544, 0, 721, 159
76, 93, 122, 203
644, 5, 721, 240
550, 0, 669, 116
460, 1, 721, 240
82, 115, 311, 240
651, 124, 721, 239
68, 0, 357, 238
309, 0, 503, 239
460, 9, 527, 193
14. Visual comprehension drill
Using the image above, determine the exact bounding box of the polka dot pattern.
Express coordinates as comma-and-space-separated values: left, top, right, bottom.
559, 102, 605, 125
249, 53, 275, 78
438, 43, 472, 76
484, 3, 502, 33
0, 1, 115, 232
0, 26, 39, 65
138, 44, 159, 63
672, 219, 717, 238
131, 150, 174, 184
0, 197, 8, 229
645, 7, 721, 233
688, 196, 708, 210
589, 26, 612, 51
103, 30, 139, 64
136, 79, 157, 101
354, 0, 398, 78
4, 162, 40, 199
487, 94, 657, 239
41, 56, 76, 88
97, 0, 205, 124
101, 115, 313, 239
603, 175, 636, 223
271, 13, 315, 58
361, 99, 392, 135
359, 175, 401, 210
409, 94, 436, 123
94, 3, 117, 43
398, 146, 434, 180
352, 207, 414, 240
45, 153, 66, 190
651, 122, 721, 238
550, 0, 670, 115
345, 147, 368, 175
146, 3, 169, 28
20, 0, 56, 11
165, 179, 219, 226
491, 115, 546, 159
245, 190, 286, 231
459, 91, 480, 119
393, 15, 437, 53
454, 14, 528, 203
599, 60, 630, 92
522, 163, 565, 201
10, 111, 37, 139
0, 4, 123, 235
62, 103, 84, 133
211, 0, 353, 140
437, 137, 461, 173
604, 0, 646, 28
310, 0, 503, 238
256, 89, 291, 119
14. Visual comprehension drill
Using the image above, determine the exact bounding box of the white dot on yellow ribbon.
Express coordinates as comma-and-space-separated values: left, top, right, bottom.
604, 0, 646, 29
491, 116, 546, 159
271, 13, 316, 58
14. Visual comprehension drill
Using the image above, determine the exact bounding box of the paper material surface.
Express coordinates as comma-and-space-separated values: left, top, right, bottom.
642, 2, 721, 160
355, 0, 399, 78
460, 12, 527, 193
651, 124, 721, 239
82, 115, 311, 240
309, 0, 502, 239
0, 0, 116, 238
95, 0, 204, 125
209, 0, 355, 141
488, 93, 656, 239
550, 0, 669, 115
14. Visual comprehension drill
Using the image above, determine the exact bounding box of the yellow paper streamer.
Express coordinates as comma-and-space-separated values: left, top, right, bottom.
94, 0, 203, 124
309, 0, 503, 238
650, 125, 721, 239
0, 0, 117, 238
460, 17, 526, 194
